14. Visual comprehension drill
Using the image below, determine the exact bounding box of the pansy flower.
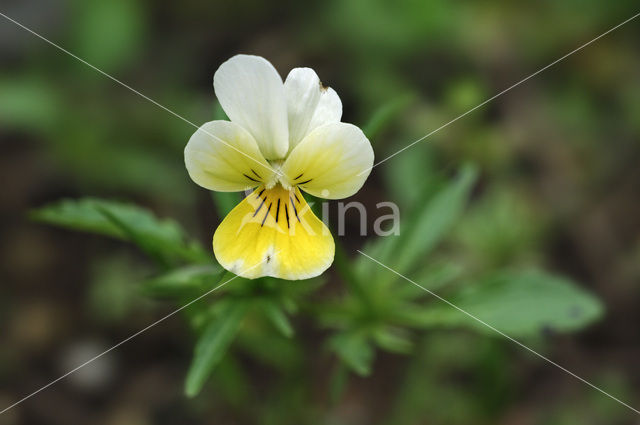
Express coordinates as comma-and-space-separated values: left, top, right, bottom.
185, 55, 373, 280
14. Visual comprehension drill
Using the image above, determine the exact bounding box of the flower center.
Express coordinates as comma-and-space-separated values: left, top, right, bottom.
249, 184, 307, 231
266, 160, 292, 190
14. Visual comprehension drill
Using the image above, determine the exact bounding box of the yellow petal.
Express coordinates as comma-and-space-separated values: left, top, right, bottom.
213, 185, 334, 280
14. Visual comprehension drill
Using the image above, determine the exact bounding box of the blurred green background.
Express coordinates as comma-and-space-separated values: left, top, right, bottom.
1, 0, 640, 424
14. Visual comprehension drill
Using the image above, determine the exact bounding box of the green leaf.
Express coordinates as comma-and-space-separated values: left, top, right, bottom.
31, 198, 210, 265
185, 302, 248, 397
329, 332, 374, 376
261, 300, 294, 338
31, 198, 176, 240
453, 186, 545, 268
404, 271, 604, 337
355, 165, 476, 285
72, 0, 146, 72
362, 94, 414, 141
235, 319, 304, 371
0, 75, 61, 130
335, 242, 374, 308
372, 327, 413, 354
31, 198, 127, 238
141, 264, 225, 298
383, 142, 438, 209
212, 356, 253, 406
395, 261, 463, 300
389, 164, 478, 274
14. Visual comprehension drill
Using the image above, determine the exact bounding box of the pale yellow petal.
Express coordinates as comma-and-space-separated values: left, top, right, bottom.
281, 122, 373, 199
184, 121, 274, 192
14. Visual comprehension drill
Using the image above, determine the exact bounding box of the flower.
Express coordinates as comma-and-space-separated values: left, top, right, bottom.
184, 55, 374, 280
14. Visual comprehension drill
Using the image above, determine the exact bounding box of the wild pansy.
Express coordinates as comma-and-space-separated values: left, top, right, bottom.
185, 55, 373, 279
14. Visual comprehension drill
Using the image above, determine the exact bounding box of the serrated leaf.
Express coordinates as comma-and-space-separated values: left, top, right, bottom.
404, 271, 603, 337
31, 198, 209, 265
141, 264, 225, 298
185, 302, 247, 397
329, 332, 374, 376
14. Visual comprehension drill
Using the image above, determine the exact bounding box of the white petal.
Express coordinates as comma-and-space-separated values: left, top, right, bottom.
214, 55, 289, 160
284, 68, 342, 150
184, 121, 274, 192
308, 87, 342, 132
284, 68, 322, 149
281, 122, 373, 199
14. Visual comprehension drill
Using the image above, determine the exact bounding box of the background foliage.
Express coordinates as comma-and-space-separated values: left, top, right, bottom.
1, 0, 639, 424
